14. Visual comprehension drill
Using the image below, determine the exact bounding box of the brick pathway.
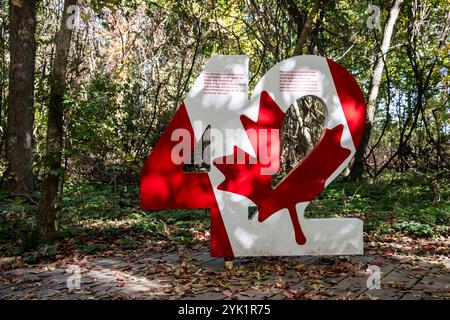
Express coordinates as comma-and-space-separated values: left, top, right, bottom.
0, 247, 448, 300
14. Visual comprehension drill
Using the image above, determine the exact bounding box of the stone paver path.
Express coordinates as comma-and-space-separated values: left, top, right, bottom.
0, 247, 448, 300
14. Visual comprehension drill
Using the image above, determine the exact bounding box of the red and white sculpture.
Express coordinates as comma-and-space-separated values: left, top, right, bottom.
141, 55, 366, 258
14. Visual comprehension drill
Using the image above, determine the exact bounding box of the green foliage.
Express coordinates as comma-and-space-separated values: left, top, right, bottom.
76, 243, 108, 254
307, 172, 450, 238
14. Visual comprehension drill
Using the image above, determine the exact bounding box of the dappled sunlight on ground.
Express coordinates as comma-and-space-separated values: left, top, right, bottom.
0, 237, 448, 300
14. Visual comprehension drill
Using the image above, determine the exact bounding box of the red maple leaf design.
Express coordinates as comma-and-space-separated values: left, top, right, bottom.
213, 91, 351, 245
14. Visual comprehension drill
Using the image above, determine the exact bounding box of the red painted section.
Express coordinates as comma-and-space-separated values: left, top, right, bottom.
140, 104, 233, 257
214, 91, 352, 245
240, 91, 284, 175
327, 59, 366, 148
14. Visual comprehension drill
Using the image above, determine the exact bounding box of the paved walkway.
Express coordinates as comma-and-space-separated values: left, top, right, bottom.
0, 247, 449, 300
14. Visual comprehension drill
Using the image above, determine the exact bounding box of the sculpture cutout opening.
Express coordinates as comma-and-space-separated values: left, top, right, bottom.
274, 96, 326, 186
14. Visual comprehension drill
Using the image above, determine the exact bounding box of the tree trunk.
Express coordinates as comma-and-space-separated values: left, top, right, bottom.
38, 0, 76, 238
0, 9, 5, 148
293, 0, 320, 56
3, 0, 38, 195
280, 0, 321, 163
350, 0, 403, 180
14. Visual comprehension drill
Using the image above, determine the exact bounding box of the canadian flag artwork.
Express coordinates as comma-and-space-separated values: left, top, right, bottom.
140, 55, 366, 258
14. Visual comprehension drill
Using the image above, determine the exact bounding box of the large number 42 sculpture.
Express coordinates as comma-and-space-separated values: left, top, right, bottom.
140, 55, 366, 258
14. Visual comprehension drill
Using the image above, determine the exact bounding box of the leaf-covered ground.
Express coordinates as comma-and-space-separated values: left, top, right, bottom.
0, 172, 448, 299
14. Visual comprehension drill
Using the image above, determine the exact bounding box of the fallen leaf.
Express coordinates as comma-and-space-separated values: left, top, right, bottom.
223, 290, 233, 297
47, 264, 56, 271
282, 289, 296, 299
